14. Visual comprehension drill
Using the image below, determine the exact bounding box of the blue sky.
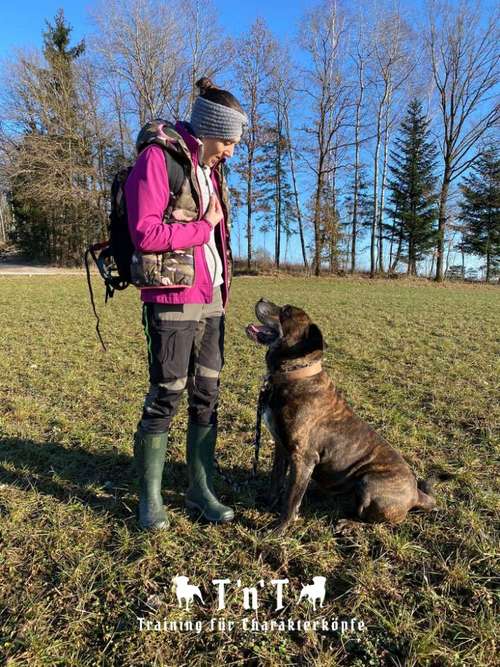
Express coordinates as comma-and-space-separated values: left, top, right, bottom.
0, 1, 494, 274
0, 0, 312, 57
0, 0, 328, 268
0, 0, 319, 263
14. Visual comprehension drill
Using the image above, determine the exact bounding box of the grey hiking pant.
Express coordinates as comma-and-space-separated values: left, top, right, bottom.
139, 286, 225, 433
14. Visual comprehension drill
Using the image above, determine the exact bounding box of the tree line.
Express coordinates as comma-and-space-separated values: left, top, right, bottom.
0, 0, 498, 280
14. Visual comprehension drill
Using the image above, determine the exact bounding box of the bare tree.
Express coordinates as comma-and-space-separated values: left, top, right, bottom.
0, 193, 13, 244
377, 101, 392, 272
89, 0, 183, 126
105, 73, 133, 160
77, 57, 117, 237
263, 42, 307, 270
177, 0, 235, 111
365, 7, 415, 277
426, 0, 500, 281
325, 142, 343, 272
283, 98, 309, 269
299, 0, 351, 276
348, 26, 369, 273
234, 18, 277, 270
269, 42, 309, 268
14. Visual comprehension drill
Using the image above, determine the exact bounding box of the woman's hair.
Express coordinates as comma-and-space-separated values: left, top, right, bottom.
195, 77, 245, 116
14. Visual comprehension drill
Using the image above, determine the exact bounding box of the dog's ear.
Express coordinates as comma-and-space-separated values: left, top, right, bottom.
306, 323, 327, 351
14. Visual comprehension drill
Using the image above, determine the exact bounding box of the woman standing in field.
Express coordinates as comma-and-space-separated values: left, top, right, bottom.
125, 77, 247, 530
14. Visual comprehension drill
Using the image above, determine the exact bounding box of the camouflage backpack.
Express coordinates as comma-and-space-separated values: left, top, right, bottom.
84, 119, 194, 349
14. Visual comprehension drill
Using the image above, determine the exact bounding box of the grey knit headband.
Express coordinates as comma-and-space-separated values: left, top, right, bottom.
190, 96, 248, 142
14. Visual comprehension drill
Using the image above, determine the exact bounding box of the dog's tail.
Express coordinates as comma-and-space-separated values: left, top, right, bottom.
414, 471, 454, 511
418, 471, 454, 495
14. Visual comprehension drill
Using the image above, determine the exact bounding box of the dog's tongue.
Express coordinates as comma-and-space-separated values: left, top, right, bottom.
246, 322, 278, 344
245, 323, 261, 342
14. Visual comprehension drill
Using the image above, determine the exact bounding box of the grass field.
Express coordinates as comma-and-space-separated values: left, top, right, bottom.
0, 275, 498, 666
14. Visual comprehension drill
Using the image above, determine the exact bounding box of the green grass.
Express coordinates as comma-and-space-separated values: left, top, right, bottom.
0, 275, 498, 666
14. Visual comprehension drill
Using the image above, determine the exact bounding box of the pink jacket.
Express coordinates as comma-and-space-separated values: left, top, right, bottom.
124, 121, 231, 309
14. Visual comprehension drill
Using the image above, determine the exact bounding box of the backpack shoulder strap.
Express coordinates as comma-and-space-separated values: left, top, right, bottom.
162, 148, 185, 199
111, 166, 133, 214
136, 141, 186, 200
136, 119, 190, 199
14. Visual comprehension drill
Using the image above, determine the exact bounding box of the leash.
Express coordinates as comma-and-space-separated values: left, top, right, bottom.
213, 362, 323, 491
84, 243, 109, 352
212, 374, 270, 492
252, 376, 271, 476
251, 362, 323, 476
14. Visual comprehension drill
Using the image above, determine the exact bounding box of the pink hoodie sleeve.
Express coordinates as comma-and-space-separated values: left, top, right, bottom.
124, 144, 212, 253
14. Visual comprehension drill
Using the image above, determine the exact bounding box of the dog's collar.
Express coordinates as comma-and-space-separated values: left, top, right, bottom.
269, 360, 323, 384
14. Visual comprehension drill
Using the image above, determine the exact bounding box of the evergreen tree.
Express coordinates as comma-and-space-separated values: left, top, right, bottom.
317, 176, 340, 272
42, 9, 85, 143
343, 168, 373, 272
387, 99, 439, 275
457, 145, 499, 282
254, 124, 297, 268
8, 9, 100, 264
385, 184, 406, 272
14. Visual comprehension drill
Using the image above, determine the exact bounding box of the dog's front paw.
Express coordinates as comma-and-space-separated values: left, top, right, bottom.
258, 489, 283, 513
268, 520, 290, 536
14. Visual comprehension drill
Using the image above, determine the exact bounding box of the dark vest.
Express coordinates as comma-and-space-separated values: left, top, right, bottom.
130, 120, 232, 288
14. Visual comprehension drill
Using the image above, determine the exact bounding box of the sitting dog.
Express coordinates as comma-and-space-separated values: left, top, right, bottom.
246, 298, 438, 534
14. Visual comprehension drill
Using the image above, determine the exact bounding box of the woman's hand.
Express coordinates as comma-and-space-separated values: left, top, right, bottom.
205, 193, 222, 227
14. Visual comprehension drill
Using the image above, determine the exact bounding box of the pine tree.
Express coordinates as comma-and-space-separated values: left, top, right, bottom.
458, 145, 500, 282
254, 124, 297, 268
343, 168, 373, 272
41, 9, 85, 140
9, 9, 94, 264
385, 183, 406, 272
387, 99, 439, 275
317, 176, 340, 273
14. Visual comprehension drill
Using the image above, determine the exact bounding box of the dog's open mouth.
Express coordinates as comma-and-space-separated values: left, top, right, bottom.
245, 323, 279, 345
245, 298, 282, 345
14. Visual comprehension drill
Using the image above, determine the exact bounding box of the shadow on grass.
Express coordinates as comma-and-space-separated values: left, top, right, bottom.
0, 435, 137, 520
0, 437, 267, 520
0, 436, 355, 533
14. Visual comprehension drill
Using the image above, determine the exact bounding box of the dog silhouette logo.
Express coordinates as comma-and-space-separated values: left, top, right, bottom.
172, 576, 205, 610
298, 576, 326, 611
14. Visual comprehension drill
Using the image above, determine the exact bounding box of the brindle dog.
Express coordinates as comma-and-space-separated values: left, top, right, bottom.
246, 298, 438, 534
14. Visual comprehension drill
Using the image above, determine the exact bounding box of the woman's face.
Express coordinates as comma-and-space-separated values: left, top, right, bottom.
200, 137, 238, 167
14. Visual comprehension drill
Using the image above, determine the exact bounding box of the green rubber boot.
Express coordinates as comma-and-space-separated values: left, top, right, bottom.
185, 421, 234, 523
133, 428, 169, 530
